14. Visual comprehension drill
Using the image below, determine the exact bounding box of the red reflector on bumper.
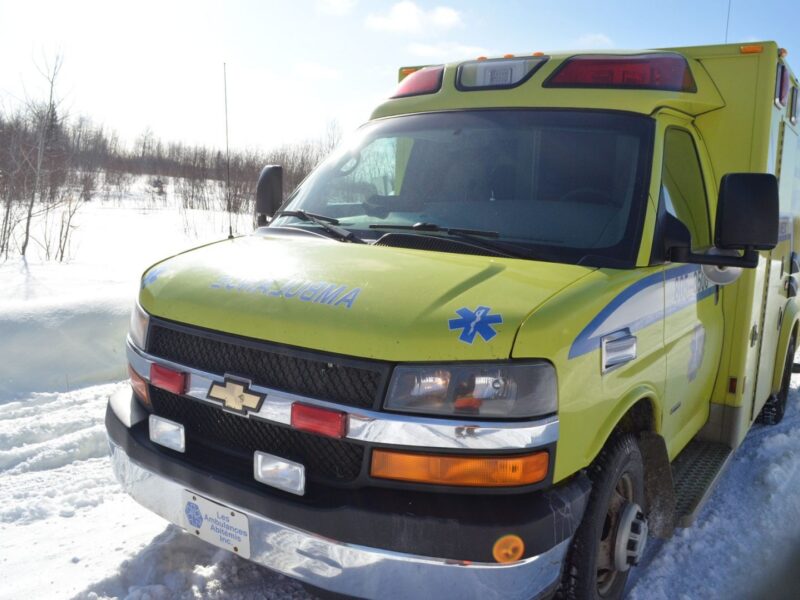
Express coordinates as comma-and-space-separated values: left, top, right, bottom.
150, 364, 186, 395
291, 403, 347, 438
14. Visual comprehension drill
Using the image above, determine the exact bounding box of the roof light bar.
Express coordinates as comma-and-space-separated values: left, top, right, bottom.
391, 65, 444, 98
457, 56, 548, 91
544, 53, 697, 92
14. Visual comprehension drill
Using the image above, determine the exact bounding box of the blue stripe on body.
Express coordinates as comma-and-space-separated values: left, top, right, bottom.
568, 264, 711, 359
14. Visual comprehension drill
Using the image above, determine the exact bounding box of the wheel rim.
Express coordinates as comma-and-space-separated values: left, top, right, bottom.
596, 472, 634, 596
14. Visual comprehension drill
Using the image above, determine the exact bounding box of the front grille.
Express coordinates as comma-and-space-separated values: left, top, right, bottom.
147, 321, 387, 409
150, 387, 365, 484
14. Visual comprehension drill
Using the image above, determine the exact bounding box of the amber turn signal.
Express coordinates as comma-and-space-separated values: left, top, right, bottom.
493, 534, 525, 563
128, 365, 151, 408
370, 450, 548, 487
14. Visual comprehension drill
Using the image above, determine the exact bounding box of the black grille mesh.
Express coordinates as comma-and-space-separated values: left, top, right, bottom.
150, 387, 364, 483
147, 323, 383, 409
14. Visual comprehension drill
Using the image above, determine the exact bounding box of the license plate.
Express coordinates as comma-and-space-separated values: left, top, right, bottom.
181, 490, 251, 559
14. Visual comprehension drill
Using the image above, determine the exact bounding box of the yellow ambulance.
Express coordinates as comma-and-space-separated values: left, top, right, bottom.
108, 41, 798, 599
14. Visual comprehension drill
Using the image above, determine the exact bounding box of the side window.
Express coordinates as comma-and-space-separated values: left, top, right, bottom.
661, 128, 711, 249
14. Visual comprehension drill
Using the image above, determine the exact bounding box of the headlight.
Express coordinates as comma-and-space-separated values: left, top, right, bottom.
129, 303, 150, 350
385, 362, 556, 419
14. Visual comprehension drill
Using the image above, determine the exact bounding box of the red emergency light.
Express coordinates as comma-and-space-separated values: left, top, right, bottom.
392, 65, 444, 99
545, 53, 696, 92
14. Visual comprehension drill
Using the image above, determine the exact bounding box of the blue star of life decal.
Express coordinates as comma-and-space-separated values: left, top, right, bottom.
185, 501, 204, 528
448, 306, 503, 344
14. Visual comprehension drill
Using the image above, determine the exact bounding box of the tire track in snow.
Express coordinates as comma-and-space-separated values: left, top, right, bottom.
0, 382, 316, 600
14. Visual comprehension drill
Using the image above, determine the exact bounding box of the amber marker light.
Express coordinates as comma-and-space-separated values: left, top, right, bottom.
398, 66, 420, 81
740, 44, 764, 54
493, 534, 525, 563
370, 450, 548, 487
128, 365, 151, 408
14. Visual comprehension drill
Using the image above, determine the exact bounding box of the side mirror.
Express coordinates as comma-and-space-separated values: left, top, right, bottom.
255, 165, 283, 226
667, 172, 779, 272
715, 173, 778, 250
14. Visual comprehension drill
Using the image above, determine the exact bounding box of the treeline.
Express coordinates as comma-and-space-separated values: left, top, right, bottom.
0, 60, 340, 260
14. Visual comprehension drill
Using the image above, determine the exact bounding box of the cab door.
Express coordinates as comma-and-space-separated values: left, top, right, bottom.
751, 117, 796, 418
658, 122, 725, 454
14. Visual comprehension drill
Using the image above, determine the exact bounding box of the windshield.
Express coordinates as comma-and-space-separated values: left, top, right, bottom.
272, 110, 654, 267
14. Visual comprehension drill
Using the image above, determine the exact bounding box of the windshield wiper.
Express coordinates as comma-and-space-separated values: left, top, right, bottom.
275, 210, 365, 244
369, 222, 535, 259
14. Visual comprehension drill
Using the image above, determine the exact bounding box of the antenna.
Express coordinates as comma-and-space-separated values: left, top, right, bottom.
724, 0, 732, 43
224, 62, 233, 240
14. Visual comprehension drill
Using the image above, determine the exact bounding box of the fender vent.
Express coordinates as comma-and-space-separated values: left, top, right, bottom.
374, 233, 501, 257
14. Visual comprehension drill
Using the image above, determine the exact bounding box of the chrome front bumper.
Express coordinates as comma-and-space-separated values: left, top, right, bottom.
109, 437, 570, 600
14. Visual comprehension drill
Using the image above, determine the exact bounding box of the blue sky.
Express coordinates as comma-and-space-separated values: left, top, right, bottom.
0, 0, 798, 151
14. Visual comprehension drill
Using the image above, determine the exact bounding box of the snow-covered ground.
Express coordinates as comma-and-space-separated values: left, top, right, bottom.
0, 382, 311, 600
2, 177, 800, 599
627, 386, 800, 600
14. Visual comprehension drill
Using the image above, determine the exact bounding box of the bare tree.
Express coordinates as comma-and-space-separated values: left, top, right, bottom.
20, 54, 64, 258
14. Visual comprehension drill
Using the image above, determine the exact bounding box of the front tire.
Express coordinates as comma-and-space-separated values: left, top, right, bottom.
558, 434, 646, 600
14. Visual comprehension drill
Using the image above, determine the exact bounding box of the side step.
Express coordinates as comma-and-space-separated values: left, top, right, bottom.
671, 440, 733, 528
792, 363, 800, 374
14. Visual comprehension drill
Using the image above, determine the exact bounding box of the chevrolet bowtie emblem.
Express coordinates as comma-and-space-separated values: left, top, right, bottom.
207, 378, 265, 414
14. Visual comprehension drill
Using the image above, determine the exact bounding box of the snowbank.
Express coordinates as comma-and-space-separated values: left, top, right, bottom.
0, 281, 131, 398
0, 178, 251, 399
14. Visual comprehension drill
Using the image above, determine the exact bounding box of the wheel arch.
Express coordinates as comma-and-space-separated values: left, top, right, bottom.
587, 387, 661, 462
588, 391, 675, 538
771, 298, 800, 394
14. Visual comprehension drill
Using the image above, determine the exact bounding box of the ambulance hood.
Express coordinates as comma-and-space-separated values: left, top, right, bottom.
138, 232, 594, 362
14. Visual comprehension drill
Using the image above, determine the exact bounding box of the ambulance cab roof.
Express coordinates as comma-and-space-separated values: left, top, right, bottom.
370, 42, 783, 121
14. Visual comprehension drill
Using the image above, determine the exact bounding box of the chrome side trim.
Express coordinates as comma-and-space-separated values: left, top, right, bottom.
348, 412, 558, 450
109, 438, 569, 600
126, 341, 559, 451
